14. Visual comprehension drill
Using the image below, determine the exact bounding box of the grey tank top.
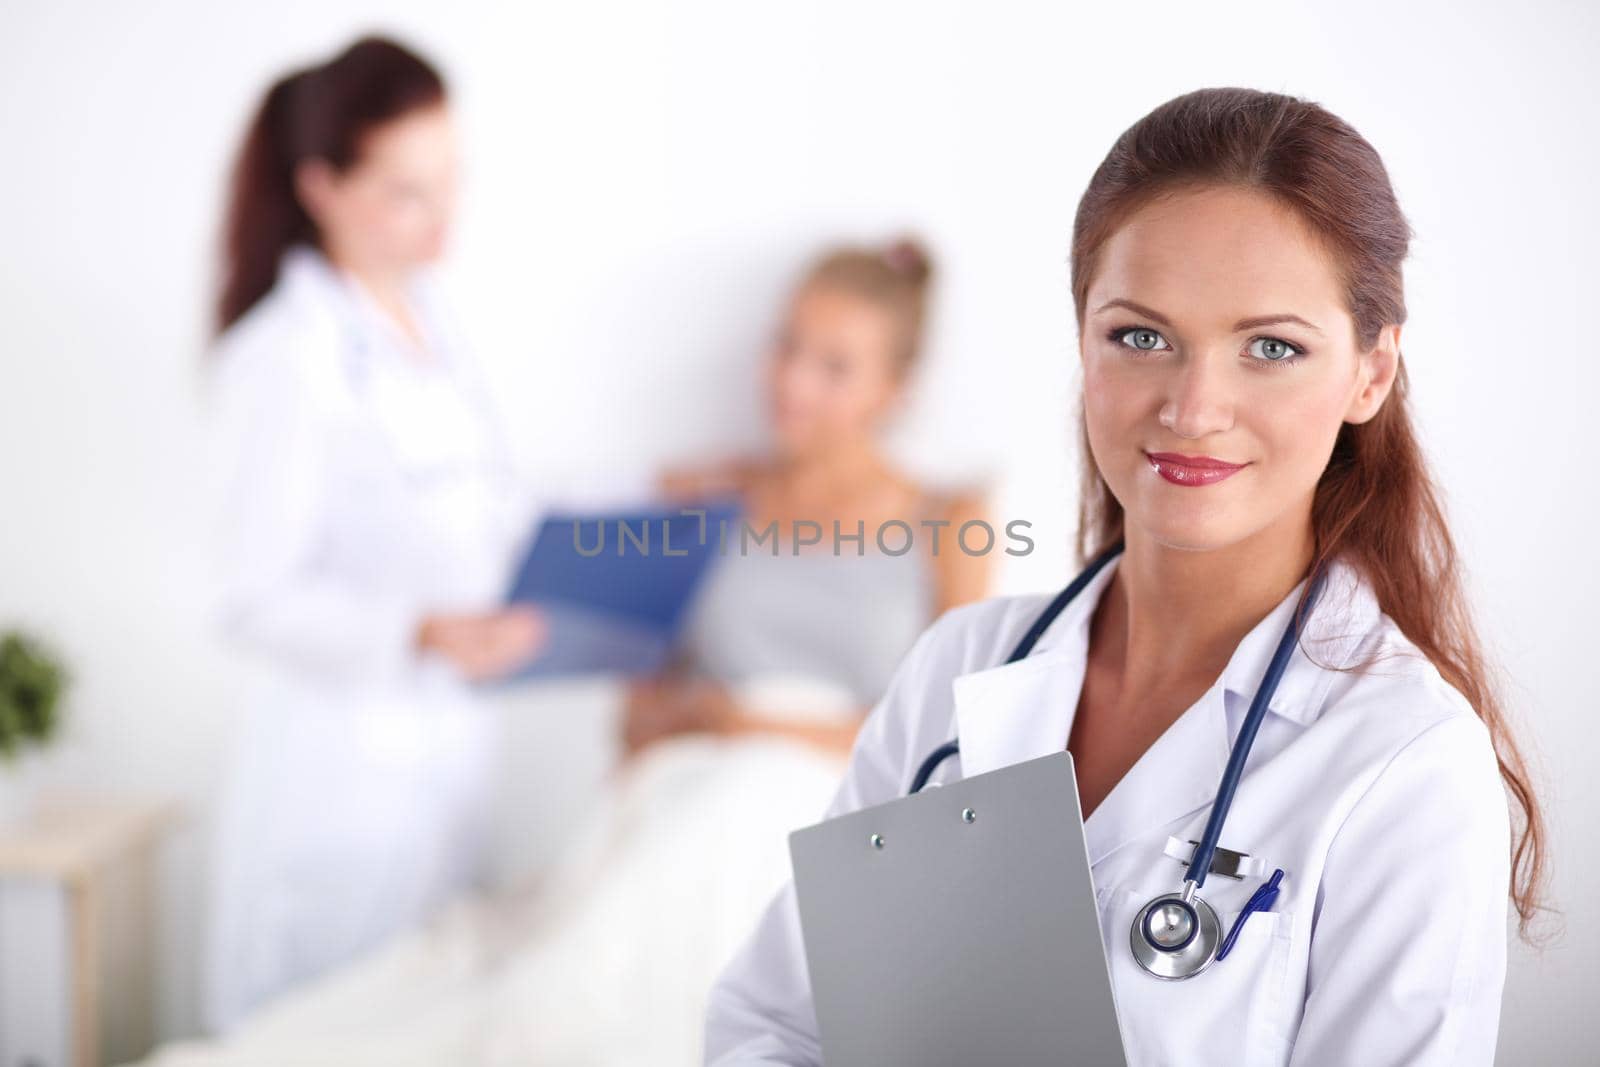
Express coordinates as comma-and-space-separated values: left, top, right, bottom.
675, 522, 938, 708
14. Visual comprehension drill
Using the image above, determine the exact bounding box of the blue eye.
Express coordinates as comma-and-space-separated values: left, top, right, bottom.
1247, 336, 1304, 363
1113, 327, 1170, 352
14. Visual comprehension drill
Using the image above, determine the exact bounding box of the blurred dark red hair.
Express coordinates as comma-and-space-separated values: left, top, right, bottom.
216, 35, 445, 333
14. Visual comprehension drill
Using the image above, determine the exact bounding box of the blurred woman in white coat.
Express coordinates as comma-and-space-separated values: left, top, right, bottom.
202, 37, 544, 1031
705, 88, 1548, 1065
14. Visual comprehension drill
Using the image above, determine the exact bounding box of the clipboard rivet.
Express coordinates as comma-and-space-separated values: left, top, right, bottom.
869, 833, 885, 850
961, 807, 977, 823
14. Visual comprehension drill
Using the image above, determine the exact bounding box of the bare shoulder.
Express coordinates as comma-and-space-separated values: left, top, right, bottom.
914, 478, 997, 611
657, 455, 764, 502
931, 481, 992, 524
888, 469, 990, 524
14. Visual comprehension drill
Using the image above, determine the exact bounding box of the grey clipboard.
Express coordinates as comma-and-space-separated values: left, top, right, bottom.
789, 750, 1127, 1066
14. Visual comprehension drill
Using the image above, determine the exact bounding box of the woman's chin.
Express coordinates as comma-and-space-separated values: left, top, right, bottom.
773, 428, 825, 459
1126, 508, 1251, 555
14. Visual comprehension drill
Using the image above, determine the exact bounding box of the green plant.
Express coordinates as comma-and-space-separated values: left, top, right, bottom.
0, 631, 67, 759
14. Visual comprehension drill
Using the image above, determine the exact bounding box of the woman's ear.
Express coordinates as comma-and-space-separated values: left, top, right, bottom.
1344, 323, 1402, 425
292, 158, 337, 227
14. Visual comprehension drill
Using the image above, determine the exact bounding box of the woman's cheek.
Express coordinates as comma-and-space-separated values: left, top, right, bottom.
1263, 396, 1346, 493
1085, 375, 1145, 462
1082, 353, 1119, 404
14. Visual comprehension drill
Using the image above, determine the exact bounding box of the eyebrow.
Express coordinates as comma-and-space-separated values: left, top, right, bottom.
1092, 298, 1324, 336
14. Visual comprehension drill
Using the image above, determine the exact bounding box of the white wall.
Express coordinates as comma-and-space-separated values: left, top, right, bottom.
1, 0, 1594, 1059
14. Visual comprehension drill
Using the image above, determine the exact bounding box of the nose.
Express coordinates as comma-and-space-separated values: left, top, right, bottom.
1158, 352, 1235, 440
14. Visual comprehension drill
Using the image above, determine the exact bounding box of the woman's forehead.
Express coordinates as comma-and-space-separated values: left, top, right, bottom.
1087, 187, 1348, 331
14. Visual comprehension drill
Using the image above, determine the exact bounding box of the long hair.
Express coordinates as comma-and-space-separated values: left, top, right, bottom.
215, 36, 445, 333
1069, 87, 1547, 938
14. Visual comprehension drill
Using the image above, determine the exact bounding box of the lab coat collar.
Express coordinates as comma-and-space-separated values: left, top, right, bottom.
949, 555, 1117, 787
278, 244, 446, 370
1218, 553, 1378, 727
279, 244, 346, 303
949, 551, 1380, 865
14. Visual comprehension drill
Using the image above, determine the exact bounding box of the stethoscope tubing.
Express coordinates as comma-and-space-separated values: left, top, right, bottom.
904, 544, 1330, 979
1183, 566, 1328, 887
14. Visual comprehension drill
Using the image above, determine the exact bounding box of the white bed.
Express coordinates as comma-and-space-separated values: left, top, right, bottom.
133, 677, 853, 1067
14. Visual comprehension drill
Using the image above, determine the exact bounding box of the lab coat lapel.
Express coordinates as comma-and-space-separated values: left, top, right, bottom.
949, 556, 1120, 779
951, 644, 1087, 780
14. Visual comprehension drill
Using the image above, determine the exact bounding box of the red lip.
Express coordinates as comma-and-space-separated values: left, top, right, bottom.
1146, 452, 1245, 470
1144, 451, 1248, 487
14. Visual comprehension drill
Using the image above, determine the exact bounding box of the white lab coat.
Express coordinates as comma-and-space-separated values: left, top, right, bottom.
202, 245, 530, 1032
704, 553, 1511, 1066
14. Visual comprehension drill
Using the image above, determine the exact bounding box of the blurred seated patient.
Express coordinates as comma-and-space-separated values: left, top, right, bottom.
133, 239, 989, 1067
626, 237, 990, 758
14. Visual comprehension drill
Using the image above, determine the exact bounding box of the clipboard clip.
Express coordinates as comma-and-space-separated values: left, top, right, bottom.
1163, 835, 1268, 880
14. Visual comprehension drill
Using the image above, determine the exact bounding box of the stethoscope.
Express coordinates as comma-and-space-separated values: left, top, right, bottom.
907, 541, 1327, 981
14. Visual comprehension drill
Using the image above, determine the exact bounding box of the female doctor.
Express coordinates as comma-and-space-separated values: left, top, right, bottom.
704, 88, 1545, 1066
202, 38, 544, 1030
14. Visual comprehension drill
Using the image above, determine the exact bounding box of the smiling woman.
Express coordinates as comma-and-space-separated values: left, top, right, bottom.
705, 86, 1544, 1067
1067, 100, 1544, 936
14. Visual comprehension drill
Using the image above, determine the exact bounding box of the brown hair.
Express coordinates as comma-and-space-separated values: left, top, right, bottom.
1069, 87, 1547, 938
800, 236, 936, 375
216, 36, 446, 333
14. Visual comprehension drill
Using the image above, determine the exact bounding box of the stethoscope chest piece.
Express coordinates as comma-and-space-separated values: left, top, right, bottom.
1130, 888, 1221, 980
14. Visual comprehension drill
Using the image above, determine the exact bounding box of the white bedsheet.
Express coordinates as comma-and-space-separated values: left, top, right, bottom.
134, 712, 849, 1067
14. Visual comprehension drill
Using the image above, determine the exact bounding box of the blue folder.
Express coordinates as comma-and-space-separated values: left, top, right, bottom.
503, 497, 742, 679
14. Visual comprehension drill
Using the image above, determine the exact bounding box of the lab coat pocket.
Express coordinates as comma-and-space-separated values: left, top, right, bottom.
1098, 885, 1295, 1067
